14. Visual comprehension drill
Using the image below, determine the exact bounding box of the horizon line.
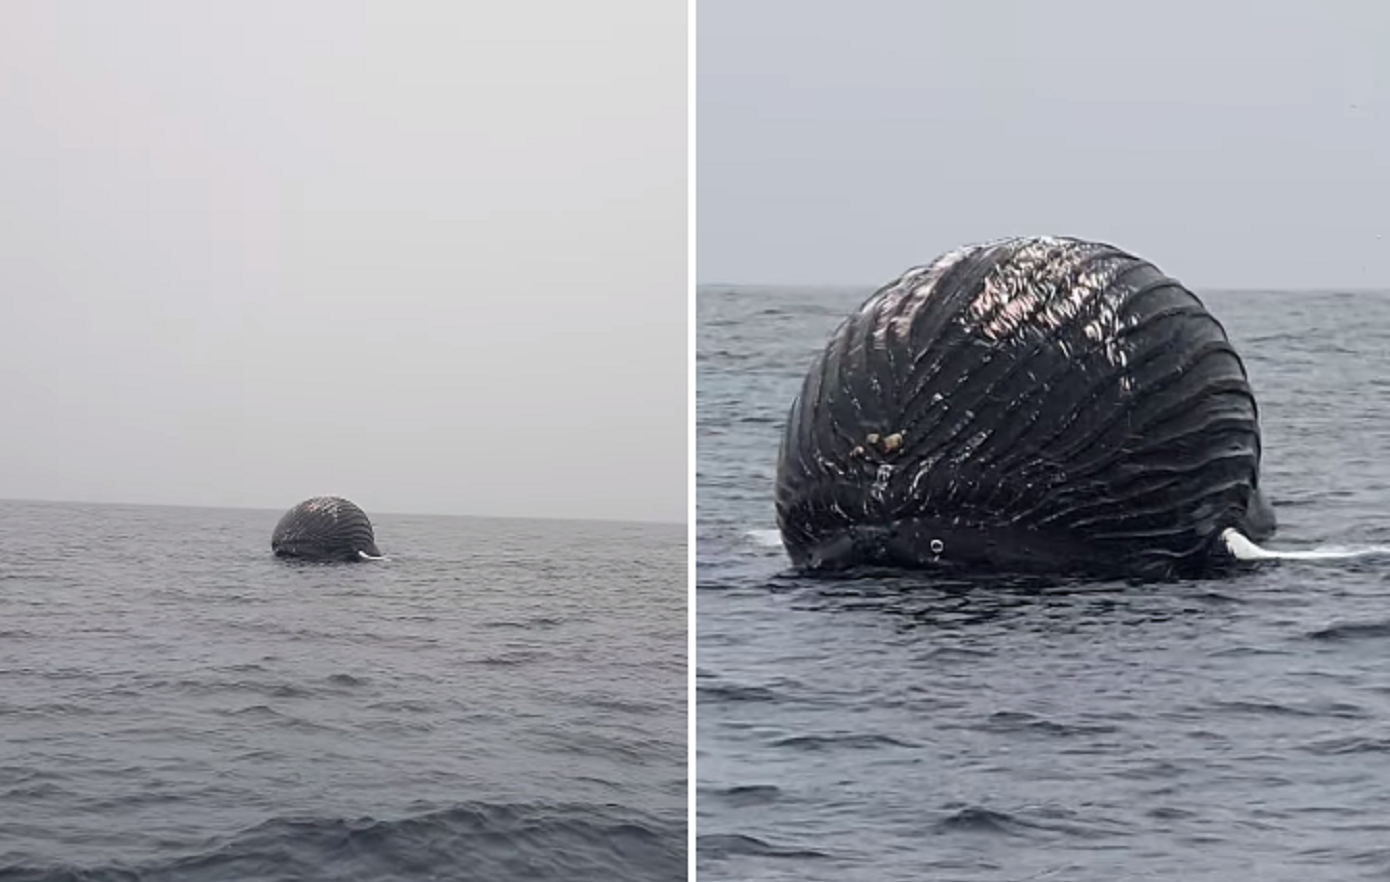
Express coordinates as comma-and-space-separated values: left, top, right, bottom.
696, 280, 1390, 295
0, 495, 686, 530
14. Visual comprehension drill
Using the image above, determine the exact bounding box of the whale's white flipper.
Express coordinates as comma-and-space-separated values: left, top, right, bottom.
358, 549, 390, 562
744, 529, 784, 548
1222, 529, 1280, 561
1222, 528, 1390, 562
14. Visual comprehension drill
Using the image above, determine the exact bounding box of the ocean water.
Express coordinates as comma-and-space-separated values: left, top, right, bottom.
0, 501, 686, 882
696, 285, 1390, 882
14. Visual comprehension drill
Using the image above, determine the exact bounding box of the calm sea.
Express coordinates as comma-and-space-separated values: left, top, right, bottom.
697, 284, 1390, 882
0, 501, 686, 882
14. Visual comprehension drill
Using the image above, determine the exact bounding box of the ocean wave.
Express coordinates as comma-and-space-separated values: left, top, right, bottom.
696, 682, 784, 704
964, 710, 1122, 738
1300, 735, 1390, 756
698, 784, 782, 808
933, 805, 1128, 840
768, 732, 919, 751
696, 832, 830, 860
1307, 619, 1390, 641
0, 801, 685, 882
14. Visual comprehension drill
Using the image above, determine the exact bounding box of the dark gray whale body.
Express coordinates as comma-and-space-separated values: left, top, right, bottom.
775, 236, 1276, 581
271, 496, 382, 562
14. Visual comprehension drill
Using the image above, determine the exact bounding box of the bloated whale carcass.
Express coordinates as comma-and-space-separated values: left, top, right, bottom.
271, 496, 383, 562
774, 236, 1276, 580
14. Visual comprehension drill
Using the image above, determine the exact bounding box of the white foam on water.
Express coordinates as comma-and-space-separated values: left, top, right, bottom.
1222, 529, 1390, 562
744, 529, 784, 548
358, 550, 390, 562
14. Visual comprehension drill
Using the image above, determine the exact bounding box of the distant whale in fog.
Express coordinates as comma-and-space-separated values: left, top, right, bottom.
271, 496, 383, 562
774, 235, 1277, 581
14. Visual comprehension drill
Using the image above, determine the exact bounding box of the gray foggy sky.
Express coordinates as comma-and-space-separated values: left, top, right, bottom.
699, 0, 1389, 290
1, 1, 686, 523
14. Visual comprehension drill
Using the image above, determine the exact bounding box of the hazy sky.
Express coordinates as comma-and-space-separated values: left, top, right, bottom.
699, 0, 1389, 290
1, 1, 686, 523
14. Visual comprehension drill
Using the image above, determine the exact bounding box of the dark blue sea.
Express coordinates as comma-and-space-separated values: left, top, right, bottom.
0, 501, 686, 882
697, 285, 1390, 881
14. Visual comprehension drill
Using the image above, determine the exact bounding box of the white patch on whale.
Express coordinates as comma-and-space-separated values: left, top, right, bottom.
1222, 529, 1390, 562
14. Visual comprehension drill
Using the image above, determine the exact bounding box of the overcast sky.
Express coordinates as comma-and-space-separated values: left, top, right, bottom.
0, 1, 685, 523
699, 0, 1389, 290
